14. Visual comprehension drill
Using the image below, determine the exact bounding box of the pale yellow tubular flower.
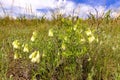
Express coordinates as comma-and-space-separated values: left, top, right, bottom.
23, 44, 29, 52
29, 51, 37, 59
48, 29, 53, 37
85, 29, 92, 36
31, 36, 36, 42
19, 54, 22, 58
31, 31, 37, 42
88, 35, 95, 43
62, 43, 66, 50
58, 52, 60, 56
42, 53, 46, 58
29, 51, 40, 63
35, 51, 40, 63
88, 57, 91, 61
33, 31, 37, 36
14, 52, 19, 59
80, 38, 86, 43
22, 44, 25, 47
64, 36, 68, 41
73, 25, 77, 31
42, 50, 46, 58
31, 57, 36, 63
12, 40, 20, 49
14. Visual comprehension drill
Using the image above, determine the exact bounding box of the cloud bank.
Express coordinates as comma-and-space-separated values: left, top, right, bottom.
0, 0, 120, 19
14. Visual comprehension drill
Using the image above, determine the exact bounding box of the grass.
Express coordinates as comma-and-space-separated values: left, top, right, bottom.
0, 15, 120, 80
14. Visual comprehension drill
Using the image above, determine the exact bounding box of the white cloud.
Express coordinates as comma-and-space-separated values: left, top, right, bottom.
1, 0, 57, 9
0, 0, 119, 19
57, 1, 76, 15
77, 4, 94, 18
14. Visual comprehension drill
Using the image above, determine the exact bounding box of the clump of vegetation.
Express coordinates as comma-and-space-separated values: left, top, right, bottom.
0, 10, 120, 80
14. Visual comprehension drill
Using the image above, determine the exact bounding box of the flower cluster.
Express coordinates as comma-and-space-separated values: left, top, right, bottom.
85, 28, 95, 43
48, 29, 53, 37
12, 30, 41, 63
31, 31, 38, 42
12, 40, 20, 49
22, 44, 29, 53
29, 51, 40, 63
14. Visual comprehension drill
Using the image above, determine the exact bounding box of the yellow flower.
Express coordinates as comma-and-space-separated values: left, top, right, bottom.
42, 54, 45, 57
64, 36, 68, 41
33, 31, 37, 36
31, 31, 37, 42
58, 52, 60, 56
29, 51, 40, 63
31, 36, 36, 42
14, 52, 19, 59
73, 25, 77, 31
14, 52, 22, 59
12, 40, 20, 49
29, 51, 36, 59
85, 29, 92, 36
35, 52, 40, 63
80, 38, 86, 43
88, 35, 95, 43
48, 29, 53, 37
23, 44, 29, 52
62, 43, 66, 50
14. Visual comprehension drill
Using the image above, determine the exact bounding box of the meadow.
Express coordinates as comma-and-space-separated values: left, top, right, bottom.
0, 12, 120, 80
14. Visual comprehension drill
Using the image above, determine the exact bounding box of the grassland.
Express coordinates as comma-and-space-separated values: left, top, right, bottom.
0, 15, 120, 80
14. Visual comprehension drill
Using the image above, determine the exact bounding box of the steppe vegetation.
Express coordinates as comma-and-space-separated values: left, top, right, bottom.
0, 10, 120, 80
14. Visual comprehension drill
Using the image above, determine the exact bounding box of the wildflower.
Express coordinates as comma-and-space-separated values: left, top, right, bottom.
10, 75, 13, 79
100, 41, 103, 45
64, 36, 68, 41
29, 51, 36, 59
14, 52, 19, 59
29, 51, 40, 63
14, 52, 22, 59
112, 46, 116, 51
42, 50, 46, 58
42, 53, 46, 58
112, 45, 118, 51
62, 43, 66, 50
88, 35, 95, 43
88, 57, 91, 61
85, 29, 92, 36
23, 44, 29, 52
12, 40, 20, 49
48, 29, 53, 37
31, 36, 36, 42
80, 38, 86, 43
22, 44, 24, 47
58, 52, 60, 56
73, 25, 77, 31
35, 52, 40, 63
31, 31, 37, 42
33, 31, 37, 36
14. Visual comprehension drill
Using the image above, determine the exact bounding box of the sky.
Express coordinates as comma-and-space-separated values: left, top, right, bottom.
0, 0, 120, 19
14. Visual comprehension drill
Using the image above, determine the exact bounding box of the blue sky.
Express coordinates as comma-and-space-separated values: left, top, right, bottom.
0, 0, 120, 19
73, 0, 105, 6
73, 0, 119, 7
